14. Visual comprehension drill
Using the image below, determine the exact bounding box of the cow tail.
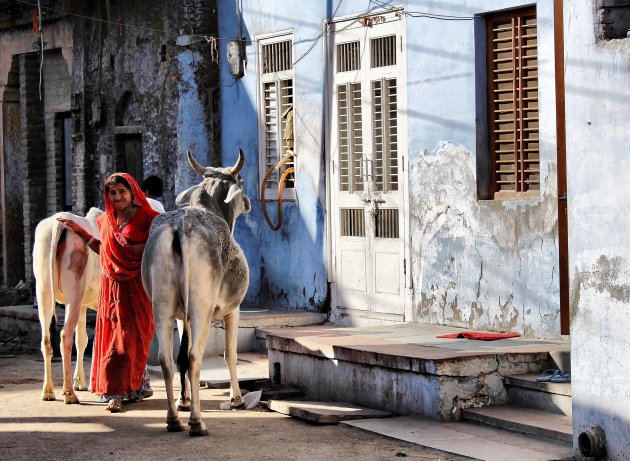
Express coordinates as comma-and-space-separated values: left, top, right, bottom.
177, 219, 191, 378
48, 218, 64, 325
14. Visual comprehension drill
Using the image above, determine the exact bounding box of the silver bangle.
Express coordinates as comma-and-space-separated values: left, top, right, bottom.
85, 236, 96, 246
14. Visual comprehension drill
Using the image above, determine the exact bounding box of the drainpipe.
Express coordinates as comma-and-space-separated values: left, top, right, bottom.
577, 426, 607, 458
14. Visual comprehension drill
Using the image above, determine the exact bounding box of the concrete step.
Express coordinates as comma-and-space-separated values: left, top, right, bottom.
264, 324, 569, 421
505, 373, 572, 416
203, 307, 327, 356
462, 404, 572, 444
343, 416, 574, 461
267, 400, 391, 424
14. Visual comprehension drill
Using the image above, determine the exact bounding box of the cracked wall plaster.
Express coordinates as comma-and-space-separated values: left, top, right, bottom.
410, 142, 561, 339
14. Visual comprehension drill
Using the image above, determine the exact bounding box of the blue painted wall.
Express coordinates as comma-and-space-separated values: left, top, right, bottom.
217, 1, 330, 309
217, 0, 563, 338
176, 46, 211, 194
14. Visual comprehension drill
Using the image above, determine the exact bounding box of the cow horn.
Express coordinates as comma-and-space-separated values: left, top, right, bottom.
187, 150, 206, 175
230, 148, 245, 176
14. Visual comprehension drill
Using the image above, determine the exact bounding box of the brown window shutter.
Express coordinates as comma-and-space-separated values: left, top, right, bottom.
487, 7, 539, 199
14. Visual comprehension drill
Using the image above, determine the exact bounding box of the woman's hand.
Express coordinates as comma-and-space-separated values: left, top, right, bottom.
57, 218, 90, 242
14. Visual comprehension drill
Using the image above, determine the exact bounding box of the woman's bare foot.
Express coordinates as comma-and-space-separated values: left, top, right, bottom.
106, 398, 122, 413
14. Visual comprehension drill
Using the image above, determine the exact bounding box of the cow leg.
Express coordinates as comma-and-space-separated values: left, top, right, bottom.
60, 300, 81, 404
72, 307, 89, 391
37, 283, 56, 401
187, 309, 212, 437
156, 305, 185, 432
224, 309, 244, 408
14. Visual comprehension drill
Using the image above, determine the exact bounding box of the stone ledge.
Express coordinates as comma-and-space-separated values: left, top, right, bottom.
505, 373, 572, 397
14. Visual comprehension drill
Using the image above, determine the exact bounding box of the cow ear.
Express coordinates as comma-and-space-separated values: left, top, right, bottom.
224, 184, 242, 204
242, 195, 251, 214
175, 185, 200, 207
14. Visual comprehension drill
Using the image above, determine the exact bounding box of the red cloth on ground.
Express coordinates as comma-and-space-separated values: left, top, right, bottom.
436, 331, 521, 341
91, 173, 160, 397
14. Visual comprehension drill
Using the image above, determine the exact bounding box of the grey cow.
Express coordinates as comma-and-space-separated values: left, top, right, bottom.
141, 149, 250, 436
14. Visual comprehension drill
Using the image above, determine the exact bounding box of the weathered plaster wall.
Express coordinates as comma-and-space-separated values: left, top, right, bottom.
564, 1, 630, 458
218, 1, 329, 309
410, 143, 560, 338
0, 1, 221, 287
74, 0, 219, 211
405, 0, 562, 339
0, 22, 74, 87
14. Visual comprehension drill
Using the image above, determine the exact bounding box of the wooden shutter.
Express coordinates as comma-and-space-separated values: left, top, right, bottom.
372, 77, 399, 193
260, 38, 295, 193
337, 82, 364, 193
487, 7, 539, 199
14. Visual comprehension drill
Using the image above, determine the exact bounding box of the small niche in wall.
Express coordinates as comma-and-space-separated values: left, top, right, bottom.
599, 0, 630, 40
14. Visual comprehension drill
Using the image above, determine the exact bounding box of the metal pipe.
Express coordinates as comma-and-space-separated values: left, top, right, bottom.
577, 426, 607, 458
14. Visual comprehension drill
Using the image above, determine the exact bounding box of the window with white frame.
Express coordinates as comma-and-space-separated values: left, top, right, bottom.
258, 32, 295, 200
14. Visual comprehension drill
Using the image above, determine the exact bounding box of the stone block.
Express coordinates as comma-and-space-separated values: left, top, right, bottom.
267, 400, 391, 424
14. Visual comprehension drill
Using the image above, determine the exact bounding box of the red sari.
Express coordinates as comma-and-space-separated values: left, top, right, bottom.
91, 173, 159, 398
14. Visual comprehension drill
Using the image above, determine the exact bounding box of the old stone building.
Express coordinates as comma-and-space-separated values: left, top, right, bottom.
0, 0, 221, 290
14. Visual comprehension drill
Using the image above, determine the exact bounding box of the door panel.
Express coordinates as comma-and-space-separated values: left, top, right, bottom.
329, 11, 408, 321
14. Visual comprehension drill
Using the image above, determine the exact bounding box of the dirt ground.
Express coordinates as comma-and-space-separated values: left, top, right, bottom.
0, 353, 468, 461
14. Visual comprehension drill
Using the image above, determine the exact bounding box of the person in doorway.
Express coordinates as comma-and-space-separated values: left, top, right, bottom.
141, 175, 165, 208
57, 173, 160, 413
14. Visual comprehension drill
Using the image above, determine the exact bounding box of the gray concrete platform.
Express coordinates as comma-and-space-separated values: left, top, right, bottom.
267, 400, 391, 424
343, 416, 574, 461
264, 324, 569, 421
462, 404, 572, 443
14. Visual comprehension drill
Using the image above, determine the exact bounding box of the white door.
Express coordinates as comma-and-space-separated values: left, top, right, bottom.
328, 11, 409, 322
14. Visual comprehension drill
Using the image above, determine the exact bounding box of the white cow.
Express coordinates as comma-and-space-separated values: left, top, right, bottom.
33, 198, 164, 404
142, 150, 250, 436
33, 208, 101, 403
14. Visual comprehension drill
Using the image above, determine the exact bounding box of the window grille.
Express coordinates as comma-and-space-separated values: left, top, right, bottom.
341, 208, 366, 237
337, 41, 360, 73
259, 36, 295, 196
375, 208, 399, 239
262, 40, 293, 74
487, 8, 539, 198
371, 35, 396, 68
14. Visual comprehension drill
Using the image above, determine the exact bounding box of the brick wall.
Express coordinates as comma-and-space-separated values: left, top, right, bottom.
20, 53, 47, 284
43, 50, 71, 214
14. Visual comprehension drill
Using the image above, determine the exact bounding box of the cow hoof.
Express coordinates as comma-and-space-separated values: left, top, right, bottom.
166, 419, 186, 432
73, 381, 88, 391
177, 397, 191, 412
42, 390, 56, 401
63, 391, 80, 404
188, 421, 208, 437
230, 395, 245, 409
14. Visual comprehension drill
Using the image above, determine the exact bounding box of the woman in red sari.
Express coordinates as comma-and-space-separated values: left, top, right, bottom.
59, 173, 159, 412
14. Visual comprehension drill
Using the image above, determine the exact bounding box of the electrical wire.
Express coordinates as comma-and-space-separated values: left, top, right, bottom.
369, 0, 474, 20
15, 0, 473, 76
292, 0, 344, 67
14, 0, 241, 42
37, 0, 43, 100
